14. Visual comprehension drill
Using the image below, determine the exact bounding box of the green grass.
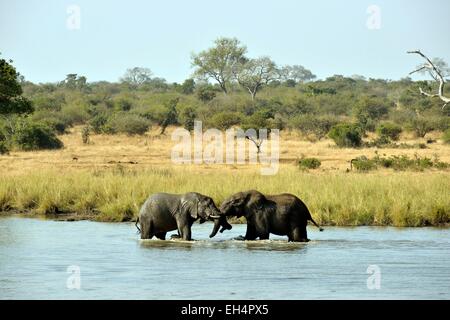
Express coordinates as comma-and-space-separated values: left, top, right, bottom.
0, 166, 449, 226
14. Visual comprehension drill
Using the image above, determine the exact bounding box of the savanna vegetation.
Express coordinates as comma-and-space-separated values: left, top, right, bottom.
1, 38, 449, 226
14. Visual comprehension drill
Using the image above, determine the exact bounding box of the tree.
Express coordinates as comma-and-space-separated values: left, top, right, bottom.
180, 79, 195, 94
0, 56, 33, 115
160, 98, 179, 134
234, 57, 278, 100
279, 65, 316, 83
408, 50, 450, 109
179, 106, 197, 131
60, 74, 87, 91
120, 67, 153, 86
196, 85, 217, 102
241, 110, 274, 153
191, 37, 247, 94
328, 123, 362, 148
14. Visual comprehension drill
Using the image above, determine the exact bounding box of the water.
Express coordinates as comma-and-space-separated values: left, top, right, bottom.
0, 216, 449, 299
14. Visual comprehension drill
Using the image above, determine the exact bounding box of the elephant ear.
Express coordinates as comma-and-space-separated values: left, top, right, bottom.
247, 191, 266, 212
190, 201, 199, 219
180, 196, 198, 220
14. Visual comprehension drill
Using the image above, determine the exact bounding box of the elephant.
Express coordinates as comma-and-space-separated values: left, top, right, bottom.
136, 192, 232, 240
215, 190, 323, 242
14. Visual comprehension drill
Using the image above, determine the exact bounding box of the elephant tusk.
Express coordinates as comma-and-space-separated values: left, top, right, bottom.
209, 214, 221, 219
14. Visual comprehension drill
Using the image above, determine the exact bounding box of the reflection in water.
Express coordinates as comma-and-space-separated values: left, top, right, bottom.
0, 217, 449, 299
139, 238, 308, 252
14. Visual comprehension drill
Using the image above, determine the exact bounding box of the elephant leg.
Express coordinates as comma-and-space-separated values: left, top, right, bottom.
244, 224, 257, 240
291, 225, 309, 242
180, 226, 192, 241
176, 218, 192, 241
141, 220, 154, 240
259, 233, 270, 240
155, 232, 167, 240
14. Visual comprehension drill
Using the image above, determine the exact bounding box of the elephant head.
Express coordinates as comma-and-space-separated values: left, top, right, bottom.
182, 193, 232, 238
219, 190, 267, 218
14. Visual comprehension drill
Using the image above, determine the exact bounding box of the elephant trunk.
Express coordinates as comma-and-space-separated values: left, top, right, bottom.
209, 215, 232, 238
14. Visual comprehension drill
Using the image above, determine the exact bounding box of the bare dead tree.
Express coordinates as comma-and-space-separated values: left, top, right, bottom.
407, 50, 450, 109
245, 135, 264, 154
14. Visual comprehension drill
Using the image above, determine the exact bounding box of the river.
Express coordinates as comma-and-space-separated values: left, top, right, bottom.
0, 217, 449, 299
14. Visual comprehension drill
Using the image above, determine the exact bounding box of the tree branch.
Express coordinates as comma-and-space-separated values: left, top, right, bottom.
407, 50, 450, 109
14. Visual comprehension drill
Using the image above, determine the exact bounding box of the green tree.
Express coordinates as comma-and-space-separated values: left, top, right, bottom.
191, 37, 247, 94
160, 98, 179, 134
60, 74, 88, 91
279, 65, 316, 83
234, 57, 278, 100
179, 106, 197, 131
209, 111, 242, 130
354, 96, 390, 131
329, 123, 362, 148
180, 79, 195, 94
0, 56, 33, 115
196, 85, 217, 102
120, 67, 153, 87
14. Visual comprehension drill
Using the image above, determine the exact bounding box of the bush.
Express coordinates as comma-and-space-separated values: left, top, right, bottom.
179, 106, 197, 131
209, 112, 242, 130
299, 157, 321, 170
443, 129, 450, 144
60, 104, 89, 125
350, 154, 449, 172
106, 113, 150, 135
89, 113, 109, 134
196, 85, 217, 102
329, 123, 362, 148
0, 141, 9, 155
12, 120, 63, 151
290, 115, 338, 139
408, 118, 434, 138
377, 122, 402, 141
351, 156, 377, 171
115, 98, 133, 111
32, 111, 74, 134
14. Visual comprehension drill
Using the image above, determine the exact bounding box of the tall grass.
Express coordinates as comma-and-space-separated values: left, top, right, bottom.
0, 166, 448, 226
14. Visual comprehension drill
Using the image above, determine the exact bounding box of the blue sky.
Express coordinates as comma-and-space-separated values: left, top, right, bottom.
1, 0, 449, 83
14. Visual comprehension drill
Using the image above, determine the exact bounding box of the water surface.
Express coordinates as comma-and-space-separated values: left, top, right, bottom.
0, 217, 449, 299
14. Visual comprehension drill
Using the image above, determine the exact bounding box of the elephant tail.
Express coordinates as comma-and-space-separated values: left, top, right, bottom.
135, 217, 141, 234
309, 215, 324, 232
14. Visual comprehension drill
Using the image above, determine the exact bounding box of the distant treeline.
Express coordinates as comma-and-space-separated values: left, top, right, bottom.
1, 38, 450, 152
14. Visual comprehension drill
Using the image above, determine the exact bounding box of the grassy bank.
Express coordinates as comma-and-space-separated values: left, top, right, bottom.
0, 166, 449, 226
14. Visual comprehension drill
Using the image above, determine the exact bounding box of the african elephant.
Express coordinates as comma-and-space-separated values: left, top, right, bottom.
216, 190, 323, 242
136, 192, 232, 240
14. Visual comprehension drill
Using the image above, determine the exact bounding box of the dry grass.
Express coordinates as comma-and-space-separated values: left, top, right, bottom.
0, 126, 449, 226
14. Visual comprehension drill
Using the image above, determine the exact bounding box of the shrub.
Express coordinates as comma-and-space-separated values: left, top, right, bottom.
12, 120, 63, 151
443, 129, 450, 144
299, 157, 321, 170
377, 122, 402, 141
106, 113, 150, 135
115, 98, 133, 111
408, 118, 434, 138
350, 154, 449, 172
196, 85, 217, 102
329, 123, 362, 148
0, 141, 9, 155
179, 106, 197, 131
351, 156, 377, 171
290, 115, 338, 139
60, 104, 89, 125
89, 113, 109, 134
209, 112, 242, 130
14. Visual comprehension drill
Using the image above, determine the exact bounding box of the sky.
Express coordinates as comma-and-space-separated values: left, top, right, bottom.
1, 0, 449, 83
